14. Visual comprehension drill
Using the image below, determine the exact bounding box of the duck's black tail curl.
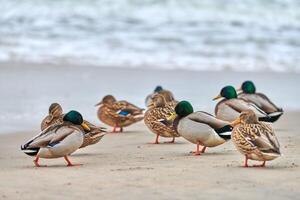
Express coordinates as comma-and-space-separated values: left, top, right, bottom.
21, 140, 39, 156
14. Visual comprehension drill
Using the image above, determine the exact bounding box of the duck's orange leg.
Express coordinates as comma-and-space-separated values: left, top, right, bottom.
190, 142, 201, 156
244, 155, 249, 167
64, 156, 82, 167
33, 156, 47, 167
33, 156, 42, 167
150, 134, 160, 144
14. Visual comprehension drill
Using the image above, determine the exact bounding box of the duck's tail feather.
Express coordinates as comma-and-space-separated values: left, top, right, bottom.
214, 125, 233, 140
21, 144, 40, 156
259, 111, 283, 123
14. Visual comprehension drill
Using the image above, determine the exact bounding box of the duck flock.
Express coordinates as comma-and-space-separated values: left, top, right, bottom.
21, 80, 283, 168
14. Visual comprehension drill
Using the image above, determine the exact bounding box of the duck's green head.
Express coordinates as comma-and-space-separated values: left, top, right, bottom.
213, 86, 237, 100
240, 80, 256, 94
175, 101, 194, 117
154, 85, 163, 93
167, 101, 194, 121
63, 110, 90, 131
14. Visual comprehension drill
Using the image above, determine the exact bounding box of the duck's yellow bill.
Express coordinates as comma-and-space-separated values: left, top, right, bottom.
213, 94, 222, 101
167, 112, 177, 121
81, 122, 91, 131
231, 117, 241, 127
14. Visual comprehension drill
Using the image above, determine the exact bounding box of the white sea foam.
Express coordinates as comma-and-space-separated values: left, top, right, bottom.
0, 0, 299, 72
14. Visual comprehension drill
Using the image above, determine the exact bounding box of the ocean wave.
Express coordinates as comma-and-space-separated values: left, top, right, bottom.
0, 0, 299, 72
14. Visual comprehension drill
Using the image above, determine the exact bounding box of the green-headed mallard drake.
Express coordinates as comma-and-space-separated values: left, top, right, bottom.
167, 101, 232, 155
231, 110, 281, 167
213, 86, 269, 122
21, 110, 90, 167
95, 95, 144, 133
236, 80, 283, 122
144, 94, 180, 144
145, 86, 177, 108
41, 103, 107, 148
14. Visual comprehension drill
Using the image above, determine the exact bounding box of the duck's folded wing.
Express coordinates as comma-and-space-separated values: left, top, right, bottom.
256, 93, 282, 113
245, 124, 280, 154
188, 111, 230, 129
23, 125, 75, 149
226, 100, 267, 117
118, 101, 144, 113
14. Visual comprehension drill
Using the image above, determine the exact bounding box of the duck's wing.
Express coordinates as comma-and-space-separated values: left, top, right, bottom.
144, 107, 177, 135
238, 123, 280, 155
187, 111, 230, 129
225, 99, 268, 118
22, 124, 77, 149
116, 101, 144, 115
239, 93, 282, 114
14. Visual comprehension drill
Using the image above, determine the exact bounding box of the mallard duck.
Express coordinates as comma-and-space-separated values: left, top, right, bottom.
231, 110, 281, 167
144, 94, 180, 144
145, 86, 177, 108
41, 103, 63, 131
41, 103, 107, 148
21, 110, 90, 167
167, 101, 232, 155
95, 95, 144, 133
237, 80, 283, 122
213, 86, 269, 122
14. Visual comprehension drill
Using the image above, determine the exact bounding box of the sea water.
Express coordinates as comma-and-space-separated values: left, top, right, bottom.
0, 0, 299, 72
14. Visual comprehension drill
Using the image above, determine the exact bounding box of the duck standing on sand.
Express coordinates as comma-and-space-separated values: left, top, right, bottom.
145, 86, 177, 108
167, 101, 232, 155
21, 111, 90, 167
213, 86, 269, 122
41, 103, 107, 148
231, 110, 281, 167
95, 95, 144, 133
237, 80, 283, 122
144, 94, 179, 144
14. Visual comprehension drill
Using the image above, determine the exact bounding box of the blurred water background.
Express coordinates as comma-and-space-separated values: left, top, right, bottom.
0, 0, 299, 72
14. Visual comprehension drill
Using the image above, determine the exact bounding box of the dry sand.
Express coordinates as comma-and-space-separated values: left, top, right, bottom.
0, 112, 299, 200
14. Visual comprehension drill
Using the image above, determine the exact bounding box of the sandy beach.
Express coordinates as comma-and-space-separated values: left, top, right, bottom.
0, 63, 300, 199
0, 111, 300, 200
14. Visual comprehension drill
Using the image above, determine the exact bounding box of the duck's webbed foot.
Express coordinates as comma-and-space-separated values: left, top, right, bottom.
64, 156, 82, 167
190, 142, 201, 156
149, 134, 160, 144
33, 156, 47, 167
112, 126, 123, 133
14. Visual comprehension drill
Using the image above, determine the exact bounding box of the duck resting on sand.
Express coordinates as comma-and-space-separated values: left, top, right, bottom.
213, 86, 270, 122
21, 111, 90, 167
41, 103, 107, 148
237, 80, 283, 122
144, 94, 179, 144
95, 95, 144, 133
167, 101, 232, 155
231, 110, 281, 167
